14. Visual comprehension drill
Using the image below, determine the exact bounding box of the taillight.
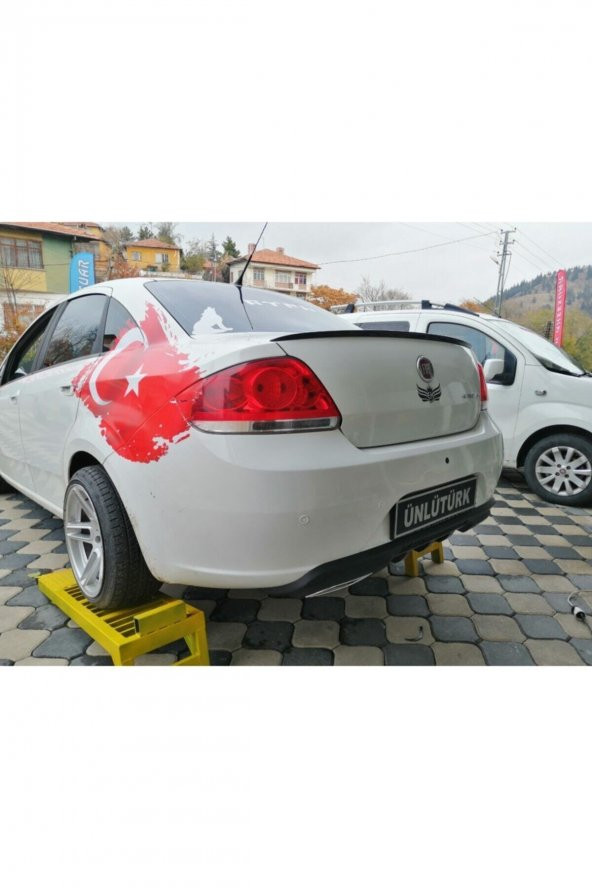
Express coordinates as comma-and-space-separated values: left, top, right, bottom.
477, 363, 488, 407
181, 357, 342, 433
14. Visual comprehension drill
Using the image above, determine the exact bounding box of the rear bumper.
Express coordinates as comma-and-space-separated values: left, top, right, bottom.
265, 497, 494, 597
105, 411, 503, 590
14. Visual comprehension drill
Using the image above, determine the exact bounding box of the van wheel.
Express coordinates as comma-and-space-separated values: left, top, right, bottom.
524, 434, 592, 506
64, 466, 160, 609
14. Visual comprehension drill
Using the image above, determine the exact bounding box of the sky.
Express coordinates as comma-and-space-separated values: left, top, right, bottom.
112, 223, 592, 306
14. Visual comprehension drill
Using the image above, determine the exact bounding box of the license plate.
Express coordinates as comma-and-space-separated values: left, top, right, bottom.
393, 477, 477, 539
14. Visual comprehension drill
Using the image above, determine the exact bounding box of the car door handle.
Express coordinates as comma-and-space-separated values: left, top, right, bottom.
535, 389, 547, 396
60, 384, 73, 396
9, 393, 19, 403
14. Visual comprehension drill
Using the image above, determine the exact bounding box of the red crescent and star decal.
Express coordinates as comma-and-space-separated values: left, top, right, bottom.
72, 303, 202, 464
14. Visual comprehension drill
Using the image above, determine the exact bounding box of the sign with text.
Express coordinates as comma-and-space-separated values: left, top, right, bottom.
553, 269, 567, 347
69, 252, 95, 293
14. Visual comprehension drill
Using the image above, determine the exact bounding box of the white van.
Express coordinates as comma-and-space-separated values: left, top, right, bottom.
343, 300, 592, 507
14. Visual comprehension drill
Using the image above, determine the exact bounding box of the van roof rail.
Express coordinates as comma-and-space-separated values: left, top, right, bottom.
331, 299, 480, 316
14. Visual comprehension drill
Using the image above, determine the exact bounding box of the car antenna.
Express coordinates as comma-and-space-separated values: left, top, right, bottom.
236, 222, 268, 287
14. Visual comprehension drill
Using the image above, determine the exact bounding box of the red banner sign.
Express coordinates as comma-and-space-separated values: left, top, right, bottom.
553, 269, 567, 347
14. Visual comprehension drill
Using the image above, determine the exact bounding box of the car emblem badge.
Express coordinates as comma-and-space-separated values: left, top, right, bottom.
416, 356, 441, 403
417, 383, 442, 403
417, 356, 434, 381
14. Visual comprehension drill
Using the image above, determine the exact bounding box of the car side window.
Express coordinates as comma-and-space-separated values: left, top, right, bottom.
43, 294, 108, 368
3, 310, 56, 384
102, 298, 139, 351
427, 321, 517, 385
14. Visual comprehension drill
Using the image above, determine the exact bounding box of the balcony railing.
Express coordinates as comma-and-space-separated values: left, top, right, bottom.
246, 277, 310, 293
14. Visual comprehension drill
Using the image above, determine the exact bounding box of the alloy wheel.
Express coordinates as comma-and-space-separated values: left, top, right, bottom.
534, 445, 592, 497
64, 483, 104, 599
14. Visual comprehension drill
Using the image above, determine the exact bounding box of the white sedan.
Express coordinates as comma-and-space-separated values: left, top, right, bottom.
0, 279, 503, 608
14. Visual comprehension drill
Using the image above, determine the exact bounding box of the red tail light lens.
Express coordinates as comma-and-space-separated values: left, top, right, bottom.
477, 362, 488, 407
182, 357, 342, 433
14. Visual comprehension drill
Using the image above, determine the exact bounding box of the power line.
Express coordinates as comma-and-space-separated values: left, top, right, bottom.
511, 247, 549, 274
451, 224, 498, 251
398, 223, 494, 254
514, 227, 563, 268
473, 222, 500, 235
320, 231, 493, 265
513, 239, 554, 271
456, 222, 499, 238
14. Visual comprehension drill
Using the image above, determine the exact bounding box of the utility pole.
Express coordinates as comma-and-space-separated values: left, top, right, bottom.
494, 228, 516, 316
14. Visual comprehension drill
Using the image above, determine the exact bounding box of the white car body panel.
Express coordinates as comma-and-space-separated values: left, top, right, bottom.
0, 280, 503, 593
277, 336, 482, 447
104, 414, 501, 588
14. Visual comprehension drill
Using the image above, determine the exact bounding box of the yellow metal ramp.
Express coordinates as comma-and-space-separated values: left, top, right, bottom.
403, 540, 444, 578
38, 568, 209, 666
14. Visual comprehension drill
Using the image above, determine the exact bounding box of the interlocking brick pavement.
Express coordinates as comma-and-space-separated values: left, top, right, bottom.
0, 470, 590, 665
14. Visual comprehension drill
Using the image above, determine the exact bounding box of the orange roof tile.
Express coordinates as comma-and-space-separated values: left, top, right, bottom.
3, 222, 103, 240
61, 222, 103, 228
229, 248, 319, 270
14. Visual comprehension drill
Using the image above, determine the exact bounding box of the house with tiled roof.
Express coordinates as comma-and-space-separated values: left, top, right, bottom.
60, 222, 112, 281
0, 222, 103, 322
123, 238, 181, 274
227, 246, 320, 298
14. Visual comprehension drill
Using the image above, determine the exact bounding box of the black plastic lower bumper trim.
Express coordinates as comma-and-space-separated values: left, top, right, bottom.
267, 497, 494, 598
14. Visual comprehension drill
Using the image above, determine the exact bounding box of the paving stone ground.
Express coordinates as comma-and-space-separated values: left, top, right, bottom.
0, 470, 590, 666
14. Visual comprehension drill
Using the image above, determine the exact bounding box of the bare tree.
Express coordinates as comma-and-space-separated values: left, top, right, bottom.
0, 254, 41, 325
356, 277, 410, 311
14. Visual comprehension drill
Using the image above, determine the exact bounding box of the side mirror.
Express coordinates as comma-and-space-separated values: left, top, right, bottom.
483, 358, 504, 382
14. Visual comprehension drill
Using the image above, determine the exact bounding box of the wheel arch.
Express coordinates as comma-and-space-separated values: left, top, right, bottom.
516, 425, 592, 468
68, 450, 102, 479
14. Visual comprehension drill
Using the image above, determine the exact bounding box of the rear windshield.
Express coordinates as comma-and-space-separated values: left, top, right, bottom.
240, 287, 353, 333
145, 280, 352, 335
144, 280, 251, 334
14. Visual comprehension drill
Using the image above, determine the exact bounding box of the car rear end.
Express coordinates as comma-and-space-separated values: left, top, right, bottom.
105, 283, 503, 593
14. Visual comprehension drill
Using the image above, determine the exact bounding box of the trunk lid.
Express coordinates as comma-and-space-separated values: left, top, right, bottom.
275, 331, 481, 448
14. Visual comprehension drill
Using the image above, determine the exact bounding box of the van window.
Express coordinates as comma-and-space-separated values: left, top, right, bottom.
427, 321, 517, 385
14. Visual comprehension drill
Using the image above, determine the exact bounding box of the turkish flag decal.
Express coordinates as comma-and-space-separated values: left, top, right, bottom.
73, 303, 202, 463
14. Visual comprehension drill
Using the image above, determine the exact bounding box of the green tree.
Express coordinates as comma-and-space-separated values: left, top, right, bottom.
156, 222, 178, 245
221, 236, 240, 258
514, 306, 592, 371
119, 225, 134, 243
138, 224, 154, 240
181, 239, 207, 274
207, 233, 220, 262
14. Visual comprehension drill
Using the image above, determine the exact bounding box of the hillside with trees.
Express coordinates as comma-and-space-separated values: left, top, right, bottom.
495, 265, 592, 320
483, 265, 592, 371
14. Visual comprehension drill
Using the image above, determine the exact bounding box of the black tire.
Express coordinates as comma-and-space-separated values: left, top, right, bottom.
524, 433, 592, 507
64, 465, 160, 609
0, 475, 14, 494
